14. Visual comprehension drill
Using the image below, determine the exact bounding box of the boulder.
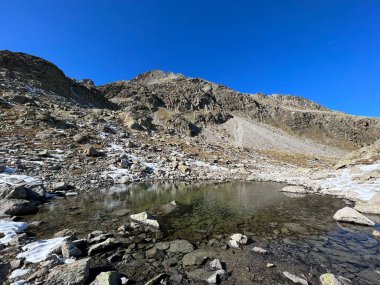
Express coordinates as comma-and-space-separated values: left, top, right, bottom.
207, 269, 228, 284
333, 207, 375, 226
91, 271, 121, 285
0, 199, 38, 216
45, 257, 91, 285
84, 147, 104, 157
252, 246, 268, 254
73, 133, 88, 143
320, 273, 343, 285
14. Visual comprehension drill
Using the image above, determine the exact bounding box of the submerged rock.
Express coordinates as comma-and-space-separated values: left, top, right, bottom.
130, 212, 159, 228
45, 257, 91, 285
320, 273, 342, 285
333, 207, 375, 226
283, 271, 308, 285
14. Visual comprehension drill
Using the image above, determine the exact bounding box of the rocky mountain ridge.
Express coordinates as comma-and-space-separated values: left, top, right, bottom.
1, 50, 380, 150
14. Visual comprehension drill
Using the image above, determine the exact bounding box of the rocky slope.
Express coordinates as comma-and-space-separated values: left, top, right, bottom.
99, 70, 380, 149
0, 50, 115, 109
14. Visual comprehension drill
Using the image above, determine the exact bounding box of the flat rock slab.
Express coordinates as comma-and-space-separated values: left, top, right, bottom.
283, 271, 308, 285
333, 207, 375, 226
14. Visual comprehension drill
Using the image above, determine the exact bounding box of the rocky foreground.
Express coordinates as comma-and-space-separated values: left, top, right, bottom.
1, 50, 380, 284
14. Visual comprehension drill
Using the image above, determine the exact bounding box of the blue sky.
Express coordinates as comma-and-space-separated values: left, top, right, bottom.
1, 0, 379, 117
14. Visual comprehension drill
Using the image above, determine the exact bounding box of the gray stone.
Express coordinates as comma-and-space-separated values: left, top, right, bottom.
333, 207, 375, 226
62, 240, 82, 259
166, 239, 194, 254
320, 273, 343, 285
252, 246, 268, 254
88, 238, 119, 256
283, 271, 308, 285
45, 257, 91, 285
182, 249, 214, 266
91, 271, 121, 285
0, 199, 38, 216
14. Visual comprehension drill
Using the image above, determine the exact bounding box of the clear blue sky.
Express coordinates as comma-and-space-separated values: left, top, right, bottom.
1, 1, 379, 117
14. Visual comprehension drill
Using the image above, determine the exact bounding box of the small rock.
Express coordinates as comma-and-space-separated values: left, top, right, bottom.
209, 259, 223, 270
73, 133, 88, 143
207, 269, 228, 284
228, 233, 248, 248
91, 271, 121, 285
283, 271, 308, 285
252, 246, 268, 254
266, 263, 275, 268
130, 212, 159, 228
373, 229, 380, 238
84, 147, 104, 157
52, 182, 71, 191
88, 238, 119, 256
320, 273, 343, 285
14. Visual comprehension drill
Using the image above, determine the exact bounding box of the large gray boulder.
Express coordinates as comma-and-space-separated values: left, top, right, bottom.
0, 199, 38, 216
45, 257, 91, 285
333, 207, 375, 226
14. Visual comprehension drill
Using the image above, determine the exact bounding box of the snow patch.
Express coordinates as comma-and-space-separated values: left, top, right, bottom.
319, 163, 380, 201
0, 173, 41, 186
17, 237, 68, 263
9, 269, 30, 279
0, 220, 28, 244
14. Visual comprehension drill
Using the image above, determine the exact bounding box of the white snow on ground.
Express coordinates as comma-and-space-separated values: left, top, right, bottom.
0, 173, 41, 186
9, 269, 30, 279
17, 237, 68, 263
10, 280, 28, 285
0, 221, 29, 244
319, 163, 380, 201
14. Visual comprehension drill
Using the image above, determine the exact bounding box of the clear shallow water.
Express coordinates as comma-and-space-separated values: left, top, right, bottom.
21, 182, 380, 284
23, 181, 346, 240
